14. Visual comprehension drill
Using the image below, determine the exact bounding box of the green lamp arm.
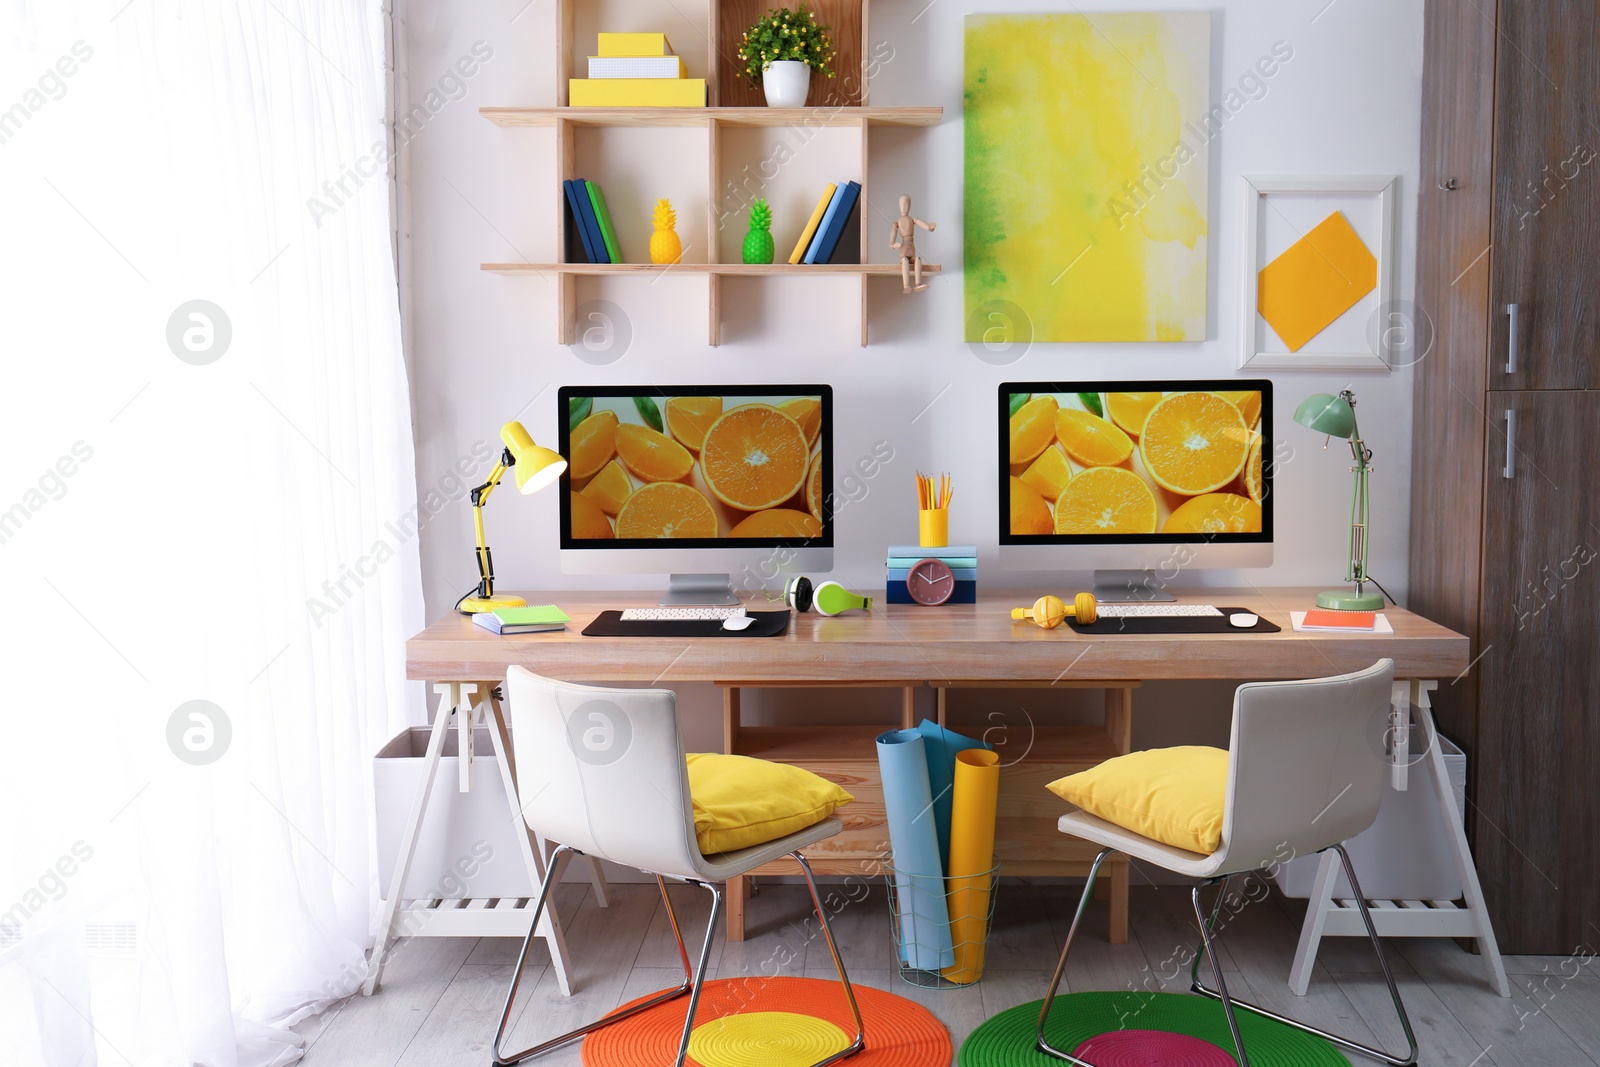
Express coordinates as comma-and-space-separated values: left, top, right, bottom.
469, 449, 515, 598
1340, 393, 1374, 588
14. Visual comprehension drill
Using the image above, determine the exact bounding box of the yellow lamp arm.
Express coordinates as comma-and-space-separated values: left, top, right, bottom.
470, 458, 511, 598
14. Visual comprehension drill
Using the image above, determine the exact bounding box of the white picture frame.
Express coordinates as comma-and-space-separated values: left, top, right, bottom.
1238, 175, 1398, 371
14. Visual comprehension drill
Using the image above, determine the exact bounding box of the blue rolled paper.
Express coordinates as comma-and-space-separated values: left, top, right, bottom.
917, 718, 994, 872
877, 728, 956, 970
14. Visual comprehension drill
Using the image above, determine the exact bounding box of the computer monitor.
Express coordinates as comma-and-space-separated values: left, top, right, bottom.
558, 385, 833, 604
998, 380, 1273, 600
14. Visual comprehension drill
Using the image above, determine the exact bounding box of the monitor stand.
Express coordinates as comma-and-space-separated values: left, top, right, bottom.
659, 573, 740, 606
1092, 569, 1177, 603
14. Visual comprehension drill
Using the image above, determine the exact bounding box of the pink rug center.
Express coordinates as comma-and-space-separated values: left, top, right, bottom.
1073, 1028, 1238, 1066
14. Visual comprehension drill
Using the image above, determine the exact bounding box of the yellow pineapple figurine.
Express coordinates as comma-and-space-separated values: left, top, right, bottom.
649, 198, 683, 265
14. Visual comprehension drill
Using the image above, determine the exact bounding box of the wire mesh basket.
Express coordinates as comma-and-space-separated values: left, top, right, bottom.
884, 854, 1000, 988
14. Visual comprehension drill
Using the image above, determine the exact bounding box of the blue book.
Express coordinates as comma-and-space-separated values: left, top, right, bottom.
888, 567, 978, 582
888, 544, 977, 559
803, 181, 854, 264
819, 180, 862, 264
885, 579, 978, 605
887, 556, 978, 570
568, 178, 609, 264
562, 179, 600, 263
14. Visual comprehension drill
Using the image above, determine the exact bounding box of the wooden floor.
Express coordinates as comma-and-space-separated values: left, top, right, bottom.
296, 880, 1600, 1066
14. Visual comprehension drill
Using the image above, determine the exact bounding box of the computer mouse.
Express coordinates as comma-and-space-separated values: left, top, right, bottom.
721, 615, 757, 631
1229, 612, 1259, 629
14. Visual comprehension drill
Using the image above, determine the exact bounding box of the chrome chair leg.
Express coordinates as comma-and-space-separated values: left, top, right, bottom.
1035, 847, 1114, 1064
1188, 847, 1418, 1067
492, 848, 706, 1066
668, 880, 723, 1067
794, 851, 867, 1063
1191, 877, 1251, 1067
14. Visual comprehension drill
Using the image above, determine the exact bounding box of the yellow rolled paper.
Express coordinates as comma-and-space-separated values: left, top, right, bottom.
942, 747, 1000, 984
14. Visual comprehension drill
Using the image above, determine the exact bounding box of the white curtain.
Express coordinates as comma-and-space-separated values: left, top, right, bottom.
0, 2, 423, 1064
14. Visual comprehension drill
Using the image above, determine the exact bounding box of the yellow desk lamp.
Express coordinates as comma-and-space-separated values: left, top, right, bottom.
459, 421, 567, 615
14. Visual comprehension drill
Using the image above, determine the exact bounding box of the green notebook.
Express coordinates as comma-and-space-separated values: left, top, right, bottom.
585, 181, 622, 263
494, 605, 570, 626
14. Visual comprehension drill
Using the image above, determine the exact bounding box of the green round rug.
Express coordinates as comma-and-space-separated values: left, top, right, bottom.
958, 992, 1350, 1066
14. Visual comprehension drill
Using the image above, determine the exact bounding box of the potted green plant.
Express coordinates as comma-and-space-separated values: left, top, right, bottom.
736, 4, 837, 108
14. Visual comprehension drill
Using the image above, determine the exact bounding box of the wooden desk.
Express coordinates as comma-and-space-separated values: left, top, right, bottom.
389, 588, 1505, 995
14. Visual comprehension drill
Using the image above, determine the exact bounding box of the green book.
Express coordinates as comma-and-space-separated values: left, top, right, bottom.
474, 604, 571, 635
585, 181, 622, 263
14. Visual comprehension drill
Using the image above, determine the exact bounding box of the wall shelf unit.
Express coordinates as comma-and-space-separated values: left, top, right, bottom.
484, 0, 941, 347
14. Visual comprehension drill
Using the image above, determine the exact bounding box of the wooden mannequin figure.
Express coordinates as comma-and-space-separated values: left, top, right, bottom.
890, 193, 935, 293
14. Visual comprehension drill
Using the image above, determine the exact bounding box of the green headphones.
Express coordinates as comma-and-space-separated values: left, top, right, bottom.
784, 576, 874, 616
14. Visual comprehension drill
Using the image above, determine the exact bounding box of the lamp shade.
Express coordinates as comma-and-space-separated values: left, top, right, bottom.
1294, 393, 1356, 439
500, 421, 567, 494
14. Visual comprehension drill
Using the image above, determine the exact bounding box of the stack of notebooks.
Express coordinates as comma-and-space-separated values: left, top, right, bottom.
789, 181, 862, 264
570, 33, 706, 108
563, 178, 623, 263
472, 605, 571, 635
885, 544, 978, 604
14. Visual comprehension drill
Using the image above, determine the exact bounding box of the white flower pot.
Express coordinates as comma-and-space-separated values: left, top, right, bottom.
763, 60, 811, 108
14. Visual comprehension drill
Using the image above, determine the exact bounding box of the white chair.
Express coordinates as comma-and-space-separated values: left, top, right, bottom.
1037, 658, 1417, 1067
492, 666, 865, 1067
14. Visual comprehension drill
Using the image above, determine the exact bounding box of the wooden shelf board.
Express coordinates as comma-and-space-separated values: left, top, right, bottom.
482, 262, 939, 276
481, 106, 941, 129
733, 725, 885, 761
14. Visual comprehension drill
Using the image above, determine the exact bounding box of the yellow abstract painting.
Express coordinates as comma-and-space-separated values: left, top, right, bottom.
965, 13, 1211, 342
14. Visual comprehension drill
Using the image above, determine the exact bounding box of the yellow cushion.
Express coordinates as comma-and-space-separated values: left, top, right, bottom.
1045, 746, 1229, 855
686, 753, 854, 854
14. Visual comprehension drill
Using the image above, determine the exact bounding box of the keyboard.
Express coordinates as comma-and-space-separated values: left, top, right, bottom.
618, 606, 747, 622
1095, 603, 1224, 618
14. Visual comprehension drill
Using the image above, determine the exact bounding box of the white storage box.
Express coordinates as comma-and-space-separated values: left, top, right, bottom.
374, 725, 536, 900
1272, 733, 1466, 900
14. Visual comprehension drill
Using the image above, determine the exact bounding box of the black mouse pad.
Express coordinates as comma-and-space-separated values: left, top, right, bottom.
582, 609, 791, 638
1066, 608, 1280, 635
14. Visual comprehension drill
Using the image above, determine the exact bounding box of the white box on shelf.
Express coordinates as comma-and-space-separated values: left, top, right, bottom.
373, 725, 535, 900
1272, 733, 1467, 900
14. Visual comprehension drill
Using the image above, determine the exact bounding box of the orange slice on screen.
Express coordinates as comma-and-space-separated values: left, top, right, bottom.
1217, 390, 1263, 429
569, 409, 619, 482
580, 459, 632, 516
730, 508, 823, 538
666, 396, 722, 453
1105, 392, 1163, 437
1163, 493, 1263, 534
1055, 409, 1135, 467
780, 398, 822, 449
1019, 445, 1073, 504
616, 423, 694, 483
805, 453, 824, 521
614, 482, 718, 539
700, 404, 810, 511
569, 491, 614, 539
1244, 435, 1265, 504
1138, 392, 1251, 496
1008, 395, 1059, 466
1054, 467, 1158, 535
1009, 476, 1054, 535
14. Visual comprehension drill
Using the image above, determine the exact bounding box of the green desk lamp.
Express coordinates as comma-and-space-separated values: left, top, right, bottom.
459, 421, 567, 615
1294, 390, 1385, 611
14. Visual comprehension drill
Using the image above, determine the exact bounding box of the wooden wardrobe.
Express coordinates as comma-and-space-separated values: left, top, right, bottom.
1411, 0, 1600, 954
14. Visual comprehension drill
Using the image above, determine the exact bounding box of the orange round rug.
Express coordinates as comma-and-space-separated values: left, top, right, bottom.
580, 976, 952, 1067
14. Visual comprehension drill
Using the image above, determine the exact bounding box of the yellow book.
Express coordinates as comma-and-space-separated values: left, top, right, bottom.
597, 32, 671, 57
587, 55, 688, 79
789, 184, 837, 263
569, 78, 706, 107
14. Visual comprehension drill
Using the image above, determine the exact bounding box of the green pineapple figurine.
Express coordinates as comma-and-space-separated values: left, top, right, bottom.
743, 199, 775, 264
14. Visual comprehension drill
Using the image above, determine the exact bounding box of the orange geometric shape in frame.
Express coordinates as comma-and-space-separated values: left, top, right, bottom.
1257, 211, 1378, 352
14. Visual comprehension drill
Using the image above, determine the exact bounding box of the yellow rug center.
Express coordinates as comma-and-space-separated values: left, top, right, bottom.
687, 1011, 851, 1067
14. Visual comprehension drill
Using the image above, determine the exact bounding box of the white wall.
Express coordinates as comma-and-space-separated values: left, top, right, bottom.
398, 0, 1424, 752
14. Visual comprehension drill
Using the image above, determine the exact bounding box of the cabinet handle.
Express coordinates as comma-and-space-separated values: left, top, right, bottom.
1503, 409, 1516, 479
1505, 303, 1520, 373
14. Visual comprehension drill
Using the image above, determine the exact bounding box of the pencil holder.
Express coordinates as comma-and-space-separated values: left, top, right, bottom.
919, 509, 949, 548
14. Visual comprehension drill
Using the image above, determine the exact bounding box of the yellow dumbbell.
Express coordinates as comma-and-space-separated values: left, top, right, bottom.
1010, 592, 1097, 628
